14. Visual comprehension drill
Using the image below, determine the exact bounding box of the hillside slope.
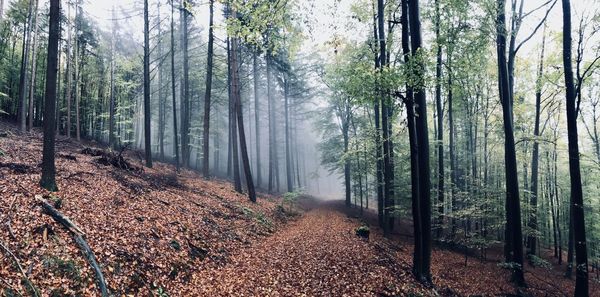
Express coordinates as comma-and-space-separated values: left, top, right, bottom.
0, 123, 287, 296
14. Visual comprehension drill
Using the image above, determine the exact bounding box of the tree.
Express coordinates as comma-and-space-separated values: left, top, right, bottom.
495, 0, 525, 285
40, 0, 60, 192
143, 0, 152, 168
180, 0, 190, 167
408, 0, 432, 284
170, 0, 180, 171
26, 0, 38, 131
562, 0, 589, 294
527, 25, 546, 258
18, 0, 34, 133
202, 0, 215, 178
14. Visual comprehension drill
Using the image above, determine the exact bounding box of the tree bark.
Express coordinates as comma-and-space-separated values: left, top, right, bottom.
202, 0, 214, 177
527, 27, 546, 258
27, 0, 39, 131
40, 0, 60, 192
496, 0, 525, 286
562, 1, 589, 293
434, 0, 444, 239
408, 0, 432, 284
143, 0, 152, 168
18, 0, 35, 133
170, 0, 180, 171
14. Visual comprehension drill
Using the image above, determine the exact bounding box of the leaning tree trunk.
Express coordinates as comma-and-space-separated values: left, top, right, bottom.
229, 13, 256, 202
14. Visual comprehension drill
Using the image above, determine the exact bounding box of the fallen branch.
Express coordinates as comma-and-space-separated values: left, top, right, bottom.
35, 195, 108, 297
74, 234, 109, 297
0, 239, 38, 297
35, 195, 85, 236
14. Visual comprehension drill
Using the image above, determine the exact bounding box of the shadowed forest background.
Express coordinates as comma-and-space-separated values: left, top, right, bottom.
1, 0, 600, 296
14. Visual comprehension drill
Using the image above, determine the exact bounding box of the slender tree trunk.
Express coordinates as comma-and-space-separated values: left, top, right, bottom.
527, 27, 546, 258
253, 51, 262, 188
18, 0, 35, 133
181, 0, 190, 167
108, 6, 115, 147
157, 1, 165, 159
562, 1, 589, 294
267, 53, 275, 192
143, 0, 152, 167
448, 66, 457, 236
228, 13, 255, 201
496, 0, 524, 285
434, 0, 444, 239
40, 0, 60, 192
202, 0, 214, 177
377, 0, 393, 235
170, 0, 180, 171
27, 0, 39, 131
285, 75, 293, 193
74, 1, 80, 141
371, 4, 384, 227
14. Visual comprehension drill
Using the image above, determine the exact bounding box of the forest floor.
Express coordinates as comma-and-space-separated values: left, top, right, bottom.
1, 121, 599, 297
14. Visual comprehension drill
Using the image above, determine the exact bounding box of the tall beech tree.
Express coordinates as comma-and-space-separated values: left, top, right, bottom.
202, 0, 215, 177
495, 0, 525, 285
562, 0, 589, 294
143, 0, 152, 168
40, 0, 60, 192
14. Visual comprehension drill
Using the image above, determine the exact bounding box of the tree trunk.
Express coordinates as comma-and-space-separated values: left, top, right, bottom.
562, 0, 589, 294
157, 1, 165, 159
408, 0, 432, 284
40, 0, 60, 192
142, 0, 152, 167
181, 0, 190, 167
18, 0, 35, 133
27, 0, 39, 131
74, 2, 80, 141
496, 0, 525, 286
527, 28, 545, 258
377, 0, 393, 236
371, 5, 384, 227
170, 0, 180, 171
228, 12, 256, 202
434, 0, 444, 239
253, 51, 262, 188
202, 0, 214, 177
267, 53, 275, 192
285, 74, 293, 193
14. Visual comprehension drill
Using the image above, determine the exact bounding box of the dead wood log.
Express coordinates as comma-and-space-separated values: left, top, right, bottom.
35, 195, 108, 297
35, 195, 85, 236
74, 233, 109, 297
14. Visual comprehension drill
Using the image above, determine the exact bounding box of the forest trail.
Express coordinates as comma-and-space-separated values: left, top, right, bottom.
188, 200, 418, 297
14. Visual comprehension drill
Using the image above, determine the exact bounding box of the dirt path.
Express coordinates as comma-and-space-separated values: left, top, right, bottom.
187, 201, 418, 296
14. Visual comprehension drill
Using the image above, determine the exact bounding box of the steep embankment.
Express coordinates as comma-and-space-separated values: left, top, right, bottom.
0, 123, 289, 296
